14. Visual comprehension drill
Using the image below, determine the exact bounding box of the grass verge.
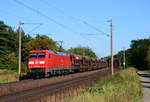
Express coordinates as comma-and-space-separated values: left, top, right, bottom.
0, 69, 19, 83
66, 68, 142, 102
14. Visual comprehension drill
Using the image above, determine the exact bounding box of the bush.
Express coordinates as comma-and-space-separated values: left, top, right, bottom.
0, 53, 18, 70
0, 53, 27, 73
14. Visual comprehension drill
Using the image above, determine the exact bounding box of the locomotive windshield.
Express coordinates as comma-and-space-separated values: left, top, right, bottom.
29, 52, 45, 58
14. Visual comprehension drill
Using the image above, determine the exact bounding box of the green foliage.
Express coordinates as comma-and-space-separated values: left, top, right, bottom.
0, 20, 97, 73
67, 46, 97, 58
85, 87, 103, 93
0, 21, 16, 55
145, 46, 150, 69
25, 34, 59, 50
114, 38, 150, 70
114, 49, 132, 67
1, 18, 148, 73
0, 20, 64, 72
130, 39, 150, 70
0, 53, 18, 70
66, 68, 142, 102
0, 20, 32, 72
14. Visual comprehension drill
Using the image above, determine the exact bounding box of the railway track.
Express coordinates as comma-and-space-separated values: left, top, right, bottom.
0, 68, 118, 102
0, 68, 109, 96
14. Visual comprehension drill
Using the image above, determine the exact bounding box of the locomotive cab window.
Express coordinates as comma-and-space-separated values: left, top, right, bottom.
29, 53, 37, 58
29, 52, 45, 58
38, 53, 45, 58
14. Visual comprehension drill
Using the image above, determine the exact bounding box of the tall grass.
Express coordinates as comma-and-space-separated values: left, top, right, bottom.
66, 68, 142, 102
0, 69, 19, 83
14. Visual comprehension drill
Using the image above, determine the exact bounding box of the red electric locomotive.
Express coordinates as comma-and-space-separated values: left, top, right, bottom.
28, 50, 72, 78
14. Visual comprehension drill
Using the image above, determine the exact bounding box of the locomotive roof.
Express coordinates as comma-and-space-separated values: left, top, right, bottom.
29, 50, 48, 53
52, 50, 68, 56
29, 50, 68, 56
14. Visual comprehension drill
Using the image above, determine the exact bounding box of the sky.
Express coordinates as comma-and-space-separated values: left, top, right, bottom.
0, 0, 150, 57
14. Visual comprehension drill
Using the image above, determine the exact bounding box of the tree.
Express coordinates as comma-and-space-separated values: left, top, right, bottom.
0, 53, 18, 70
114, 48, 132, 67
0, 20, 68, 72
67, 46, 97, 58
114, 38, 150, 70
145, 46, 150, 69
130, 39, 150, 70
25, 34, 60, 51
0, 21, 16, 55
0, 20, 33, 71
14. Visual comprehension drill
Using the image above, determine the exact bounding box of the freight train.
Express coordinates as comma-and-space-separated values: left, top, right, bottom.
27, 50, 108, 78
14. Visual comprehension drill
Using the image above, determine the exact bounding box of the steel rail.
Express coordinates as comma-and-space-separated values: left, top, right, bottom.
0, 68, 116, 102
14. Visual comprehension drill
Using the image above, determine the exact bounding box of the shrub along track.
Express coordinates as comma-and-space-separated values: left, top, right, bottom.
0, 68, 120, 102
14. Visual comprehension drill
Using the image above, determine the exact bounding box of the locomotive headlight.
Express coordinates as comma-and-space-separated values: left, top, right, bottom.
29, 61, 34, 64
39, 61, 45, 64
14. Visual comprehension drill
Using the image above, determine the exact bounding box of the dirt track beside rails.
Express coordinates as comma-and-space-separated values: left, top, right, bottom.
0, 68, 110, 96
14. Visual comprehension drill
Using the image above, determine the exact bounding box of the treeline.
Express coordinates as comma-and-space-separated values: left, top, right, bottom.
67, 46, 97, 58
2, 20, 149, 71
0, 20, 97, 72
115, 38, 150, 70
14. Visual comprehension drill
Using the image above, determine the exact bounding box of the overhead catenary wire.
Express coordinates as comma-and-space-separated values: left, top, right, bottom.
0, 9, 44, 33
0, 9, 43, 35
41, 0, 102, 47
41, 0, 81, 21
41, 0, 108, 50
82, 21, 109, 37
41, 0, 109, 37
14, 0, 79, 34
14, 0, 107, 55
26, 23, 43, 34
14, 0, 108, 40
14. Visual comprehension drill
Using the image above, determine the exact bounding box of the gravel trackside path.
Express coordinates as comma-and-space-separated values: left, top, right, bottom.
138, 71, 150, 102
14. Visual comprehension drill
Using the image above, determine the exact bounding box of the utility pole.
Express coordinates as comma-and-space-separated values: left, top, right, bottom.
18, 22, 24, 77
18, 22, 42, 78
108, 19, 114, 75
123, 47, 126, 69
